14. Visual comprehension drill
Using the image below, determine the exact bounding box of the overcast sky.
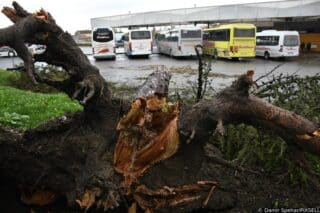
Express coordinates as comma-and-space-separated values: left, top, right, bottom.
0, 0, 282, 33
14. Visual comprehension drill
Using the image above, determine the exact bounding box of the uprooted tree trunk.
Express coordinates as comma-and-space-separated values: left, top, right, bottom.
0, 2, 320, 212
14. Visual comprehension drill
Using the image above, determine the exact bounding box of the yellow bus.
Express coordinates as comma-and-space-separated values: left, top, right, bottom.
203, 23, 256, 59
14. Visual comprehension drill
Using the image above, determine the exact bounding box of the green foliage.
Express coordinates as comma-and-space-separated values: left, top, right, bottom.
0, 69, 82, 129
215, 124, 287, 172
191, 52, 214, 102
273, 198, 290, 208
256, 74, 320, 122
214, 74, 320, 185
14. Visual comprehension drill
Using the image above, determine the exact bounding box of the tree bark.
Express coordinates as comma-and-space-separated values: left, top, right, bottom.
0, 2, 319, 212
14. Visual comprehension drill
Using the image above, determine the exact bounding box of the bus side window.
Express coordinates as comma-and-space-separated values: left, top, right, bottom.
272, 36, 280, 45
257, 36, 279, 46
157, 34, 165, 41
218, 30, 229, 41
167, 36, 178, 42
167, 31, 178, 42
209, 31, 215, 41
203, 32, 209, 40
209, 29, 229, 41
163, 33, 169, 41
256, 36, 263, 45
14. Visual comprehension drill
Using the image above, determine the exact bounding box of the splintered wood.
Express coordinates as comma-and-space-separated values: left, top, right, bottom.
133, 181, 217, 211
76, 188, 101, 211
21, 188, 56, 206
114, 95, 180, 189
76, 188, 120, 211
297, 129, 320, 140
33, 8, 49, 20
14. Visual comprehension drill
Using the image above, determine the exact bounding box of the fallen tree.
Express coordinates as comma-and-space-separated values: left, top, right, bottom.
0, 2, 320, 212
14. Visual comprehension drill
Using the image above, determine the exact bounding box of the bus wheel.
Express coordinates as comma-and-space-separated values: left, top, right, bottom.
264, 52, 270, 60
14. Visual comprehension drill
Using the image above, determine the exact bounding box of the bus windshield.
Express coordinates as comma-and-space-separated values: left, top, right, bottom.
284, 35, 299, 46
181, 30, 202, 39
131, 31, 151, 40
234, 28, 255, 37
93, 28, 113, 42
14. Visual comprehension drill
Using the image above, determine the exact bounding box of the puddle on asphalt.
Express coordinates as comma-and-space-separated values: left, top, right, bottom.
99, 62, 239, 94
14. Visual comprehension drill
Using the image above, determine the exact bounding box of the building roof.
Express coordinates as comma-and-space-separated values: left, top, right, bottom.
91, 0, 320, 28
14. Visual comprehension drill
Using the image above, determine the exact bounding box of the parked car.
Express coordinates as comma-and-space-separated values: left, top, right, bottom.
0, 46, 16, 57
27, 44, 46, 55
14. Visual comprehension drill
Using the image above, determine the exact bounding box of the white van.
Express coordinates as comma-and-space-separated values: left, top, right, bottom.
123, 30, 152, 57
91, 27, 116, 60
256, 30, 300, 59
157, 28, 202, 57
27, 44, 46, 55
0, 46, 16, 57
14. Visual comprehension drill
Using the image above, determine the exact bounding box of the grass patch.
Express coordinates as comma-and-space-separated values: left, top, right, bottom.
0, 69, 63, 93
0, 69, 82, 129
0, 69, 20, 86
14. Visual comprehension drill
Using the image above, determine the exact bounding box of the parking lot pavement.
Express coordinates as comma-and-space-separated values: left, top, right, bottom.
1, 52, 319, 91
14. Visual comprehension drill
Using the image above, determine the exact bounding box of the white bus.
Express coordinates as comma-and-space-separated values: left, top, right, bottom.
123, 30, 152, 57
91, 27, 116, 60
256, 30, 300, 59
156, 28, 202, 57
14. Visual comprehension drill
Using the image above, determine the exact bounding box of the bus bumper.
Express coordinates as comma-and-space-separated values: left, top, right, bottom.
273, 52, 299, 57
128, 50, 152, 56
173, 50, 198, 57
93, 53, 116, 59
